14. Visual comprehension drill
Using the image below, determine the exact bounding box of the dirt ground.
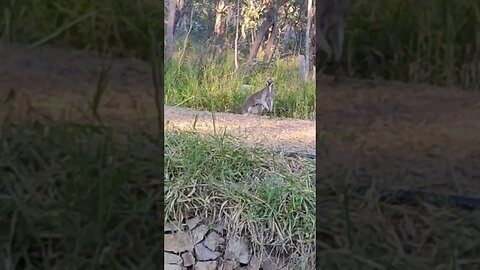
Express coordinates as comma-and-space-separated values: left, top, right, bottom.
318, 81, 480, 196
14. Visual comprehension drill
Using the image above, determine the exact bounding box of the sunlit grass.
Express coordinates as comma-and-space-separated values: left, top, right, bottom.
346, 0, 480, 90
165, 43, 316, 119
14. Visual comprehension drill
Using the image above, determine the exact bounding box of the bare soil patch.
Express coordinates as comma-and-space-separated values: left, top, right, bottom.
318, 80, 480, 196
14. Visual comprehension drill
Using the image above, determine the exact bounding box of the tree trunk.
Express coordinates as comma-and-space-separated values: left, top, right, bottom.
298, 54, 306, 81
247, 11, 275, 66
247, 0, 287, 66
304, 0, 313, 80
262, 0, 280, 63
165, 0, 176, 60
234, 0, 240, 71
214, 0, 225, 37
240, 24, 246, 42
173, 0, 185, 34
310, 4, 316, 80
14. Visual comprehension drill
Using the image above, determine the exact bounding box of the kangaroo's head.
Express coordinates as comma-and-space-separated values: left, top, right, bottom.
266, 78, 274, 92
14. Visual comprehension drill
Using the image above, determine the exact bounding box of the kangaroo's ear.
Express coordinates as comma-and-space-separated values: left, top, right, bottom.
267, 77, 274, 86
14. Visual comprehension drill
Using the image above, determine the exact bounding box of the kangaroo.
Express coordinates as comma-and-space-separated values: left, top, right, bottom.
317, 0, 350, 81
241, 78, 274, 115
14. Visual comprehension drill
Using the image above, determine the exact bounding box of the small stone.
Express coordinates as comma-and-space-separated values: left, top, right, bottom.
165, 222, 181, 232
219, 259, 240, 270
226, 236, 251, 264
194, 242, 221, 261
194, 261, 217, 270
213, 224, 226, 235
260, 256, 287, 270
186, 216, 201, 230
192, 224, 209, 244
164, 232, 194, 253
181, 251, 195, 267
164, 252, 182, 264
164, 264, 184, 270
248, 256, 261, 269
204, 231, 225, 251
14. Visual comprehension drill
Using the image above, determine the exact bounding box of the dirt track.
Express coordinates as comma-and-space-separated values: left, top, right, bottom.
164, 106, 315, 154
318, 81, 480, 196
0, 42, 315, 155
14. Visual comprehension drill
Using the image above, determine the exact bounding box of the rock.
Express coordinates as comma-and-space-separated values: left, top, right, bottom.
165, 222, 181, 232
164, 252, 182, 264
194, 261, 217, 270
213, 224, 226, 235
218, 259, 240, 270
248, 256, 261, 269
260, 256, 288, 270
194, 242, 221, 261
164, 264, 185, 270
204, 231, 225, 251
181, 251, 195, 267
186, 216, 201, 230
192, 224, 209, 244
164, 232, 194, 253
226, 236, 251, 264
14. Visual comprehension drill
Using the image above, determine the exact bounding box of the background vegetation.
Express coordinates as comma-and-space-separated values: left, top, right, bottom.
164, 43, 315, 119
346, 0, 480, 91
2, 0, 478, 92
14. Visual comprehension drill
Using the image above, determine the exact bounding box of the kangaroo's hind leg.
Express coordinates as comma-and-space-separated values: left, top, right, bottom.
258, 99, 269, 112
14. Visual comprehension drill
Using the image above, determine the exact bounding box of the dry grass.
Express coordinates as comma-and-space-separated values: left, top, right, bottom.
317, 80, 480, 269
165, 130, 315, 268
0, 45, 316, 269
317, 183, 480, 269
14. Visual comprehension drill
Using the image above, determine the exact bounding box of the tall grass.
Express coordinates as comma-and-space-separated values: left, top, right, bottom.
1, 0, 315, 119
0, 121, 164, 269
1, 0, 162, 58
165, 130, 315, 267
165, 43, 316, 119
347, 0, 480, 90
0, 118, 315, 268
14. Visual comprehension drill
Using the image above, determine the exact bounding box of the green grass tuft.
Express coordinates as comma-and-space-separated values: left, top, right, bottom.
0, 121, 163, 269
165, 130, 316, 266
165, 43, 315, 119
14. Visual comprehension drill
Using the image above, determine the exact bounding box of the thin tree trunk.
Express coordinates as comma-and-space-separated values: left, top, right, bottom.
311, 3, 316, 80
247, 11, 274, 66
178, 9, 195, 67
234, 0, 240, 71
262, 0, 279, 63
241, 24, 246, 42
173, 0, 186, 34
262, 30, 273, 63
298, 54, 306, 81
214, 0, 225, 37
165, 0, 177, 60
305, 0, 313, 80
